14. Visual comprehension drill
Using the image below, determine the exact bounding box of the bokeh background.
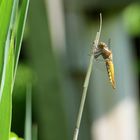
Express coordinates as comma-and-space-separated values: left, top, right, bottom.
11, 0, 140, 140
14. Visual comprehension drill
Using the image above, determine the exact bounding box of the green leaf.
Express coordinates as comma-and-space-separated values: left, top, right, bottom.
0, 0, 15, 139
14, 0, 30, 79
0, 0, 14, 84
10, 132, 24, 140
0, 0, 29, 139
0, 35, 14, 140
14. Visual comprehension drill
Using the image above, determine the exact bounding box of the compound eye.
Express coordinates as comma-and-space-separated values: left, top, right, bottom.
98, 42, 106, 49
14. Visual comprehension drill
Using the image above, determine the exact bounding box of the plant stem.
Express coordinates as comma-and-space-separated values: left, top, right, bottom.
73, 55, 94, 140
72, 13, 102, 140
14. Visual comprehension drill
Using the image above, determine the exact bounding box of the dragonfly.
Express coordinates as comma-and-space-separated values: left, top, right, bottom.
93, 41, 116, 89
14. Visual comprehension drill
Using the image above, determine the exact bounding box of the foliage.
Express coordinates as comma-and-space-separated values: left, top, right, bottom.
0, 0, 29, 139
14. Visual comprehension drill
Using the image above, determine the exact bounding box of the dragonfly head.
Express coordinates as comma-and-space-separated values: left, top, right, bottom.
98, 42, 107, 49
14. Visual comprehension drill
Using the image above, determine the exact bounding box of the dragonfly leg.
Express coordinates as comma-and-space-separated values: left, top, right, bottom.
93, 48, 102, 59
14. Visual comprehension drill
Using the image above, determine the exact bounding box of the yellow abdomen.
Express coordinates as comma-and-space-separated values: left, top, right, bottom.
105, 60, 115, 89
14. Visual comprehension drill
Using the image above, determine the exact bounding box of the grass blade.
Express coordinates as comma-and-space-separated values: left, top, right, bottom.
0, 0, 30, 139
0, 0, 14, 101
0, 34, 14, 140
25, 84, 32, 140
72, 13, 102, 140
14, 0, 30, 80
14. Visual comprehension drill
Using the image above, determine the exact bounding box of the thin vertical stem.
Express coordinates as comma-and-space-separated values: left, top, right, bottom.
25, 84, 32, 140
95, 13, 102, 48
72, 13, 102, 140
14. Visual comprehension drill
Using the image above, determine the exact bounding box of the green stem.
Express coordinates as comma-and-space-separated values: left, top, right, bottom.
73, 55, 94, 140
72, 13, 102, 140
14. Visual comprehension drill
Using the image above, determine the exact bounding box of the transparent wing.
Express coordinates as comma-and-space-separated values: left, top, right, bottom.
93, 55, 106, 72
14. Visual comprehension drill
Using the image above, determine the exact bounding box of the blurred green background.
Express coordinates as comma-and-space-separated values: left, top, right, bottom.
11, 0, 140, 140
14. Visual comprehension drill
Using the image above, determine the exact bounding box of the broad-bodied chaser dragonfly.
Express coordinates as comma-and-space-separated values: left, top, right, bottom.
93, 41, 116, 89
